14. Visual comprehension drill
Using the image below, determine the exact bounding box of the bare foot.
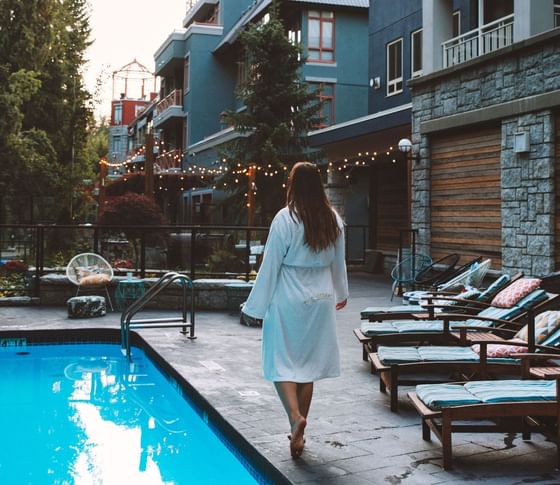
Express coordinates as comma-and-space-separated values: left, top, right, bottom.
290, 416, 307, 459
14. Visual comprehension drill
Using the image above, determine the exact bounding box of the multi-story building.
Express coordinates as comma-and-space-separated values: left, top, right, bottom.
107, 60, 156, 175
309, 0, 560, 274
153, 0, 369, 223
410, 0, 560, 276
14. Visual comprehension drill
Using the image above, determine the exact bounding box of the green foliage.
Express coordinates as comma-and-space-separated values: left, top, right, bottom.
99, 193, 168, 268
0, 0, 94, 223
219, 0, 320, 223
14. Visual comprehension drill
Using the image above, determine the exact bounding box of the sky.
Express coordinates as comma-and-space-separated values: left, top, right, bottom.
84, 0, 186, 120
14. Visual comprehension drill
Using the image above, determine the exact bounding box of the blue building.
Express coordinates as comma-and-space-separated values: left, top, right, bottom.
152, 0, 369, 223
309, 0, 560, 270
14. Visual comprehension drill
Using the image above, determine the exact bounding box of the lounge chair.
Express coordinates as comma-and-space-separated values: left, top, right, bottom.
369, 299, 560, 411
354, 272, 523, 361
407, 376, 560, 470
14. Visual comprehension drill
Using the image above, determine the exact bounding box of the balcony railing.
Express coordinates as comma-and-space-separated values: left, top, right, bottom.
442, 14, 514, 68
155, 149, 183, 172
155, 89, 183, 116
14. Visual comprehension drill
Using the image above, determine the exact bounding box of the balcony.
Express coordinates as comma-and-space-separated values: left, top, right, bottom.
154, 149, 183, 172
442, 14, 514, 68
153, 90, 184, 128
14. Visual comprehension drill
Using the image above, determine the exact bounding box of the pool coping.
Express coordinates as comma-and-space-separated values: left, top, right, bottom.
0, 328, 291, 485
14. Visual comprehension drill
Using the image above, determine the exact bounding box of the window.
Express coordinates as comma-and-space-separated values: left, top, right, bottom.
307, 10, 334, 62
113, 104, 122, 125
312, 83, 334, 128
555, 0, 560, 28
411, 29, 423, 78
453, 10, 461, 38
387, 38, 403, 96
184, 56, 190, 93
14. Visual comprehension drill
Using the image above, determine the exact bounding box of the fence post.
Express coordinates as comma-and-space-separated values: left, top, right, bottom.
34, 225, 44, 298
93, 226, 99, 253
190, 227, 197, 280
140, 232, 146, 278
245, 228, 250, 281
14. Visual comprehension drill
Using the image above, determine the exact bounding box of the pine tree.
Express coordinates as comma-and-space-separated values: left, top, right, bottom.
219, 0, 320, 223
0, 0, 93, 223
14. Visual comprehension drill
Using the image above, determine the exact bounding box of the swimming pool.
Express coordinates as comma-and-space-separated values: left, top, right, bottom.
0, 333, 285, 484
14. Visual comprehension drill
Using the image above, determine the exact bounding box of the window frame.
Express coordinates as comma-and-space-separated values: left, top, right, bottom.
411, 28, 423, 78
386, 38, 403, 96
307, 10, 335, 63
312, 82, 335, 129
184, 55, 190, 93
453, 10, 461, 38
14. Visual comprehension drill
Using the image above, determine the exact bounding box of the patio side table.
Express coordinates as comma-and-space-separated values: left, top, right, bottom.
115, 278, 145, 311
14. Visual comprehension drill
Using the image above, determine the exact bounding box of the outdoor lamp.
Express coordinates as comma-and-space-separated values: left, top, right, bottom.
397, 138, 420, 162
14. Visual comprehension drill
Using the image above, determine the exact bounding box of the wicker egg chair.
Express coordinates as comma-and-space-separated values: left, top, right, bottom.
66, 253, 114, 310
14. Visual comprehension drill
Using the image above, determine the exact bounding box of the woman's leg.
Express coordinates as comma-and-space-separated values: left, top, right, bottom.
274, 381, 307, 458
297, 382, 314, 419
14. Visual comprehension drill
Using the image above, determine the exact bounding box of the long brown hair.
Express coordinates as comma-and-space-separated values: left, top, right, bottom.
287, 162, 340, 252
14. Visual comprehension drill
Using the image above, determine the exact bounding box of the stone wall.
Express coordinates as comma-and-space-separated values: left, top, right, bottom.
39, 274, 253, 311
409, 30, 560, 275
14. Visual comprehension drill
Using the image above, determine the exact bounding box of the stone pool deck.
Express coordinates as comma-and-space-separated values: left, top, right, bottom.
1, 272, 558, 484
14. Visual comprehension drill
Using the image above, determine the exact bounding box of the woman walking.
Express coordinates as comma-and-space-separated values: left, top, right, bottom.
242, 162, 349, 459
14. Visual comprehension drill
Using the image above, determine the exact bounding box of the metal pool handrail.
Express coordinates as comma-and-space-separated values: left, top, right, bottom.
120, 271, 195, 361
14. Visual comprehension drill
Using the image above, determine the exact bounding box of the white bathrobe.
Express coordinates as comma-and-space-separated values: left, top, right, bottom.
243, 207, 349, 382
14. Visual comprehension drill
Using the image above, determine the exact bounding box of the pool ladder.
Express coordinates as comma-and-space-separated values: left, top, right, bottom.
120, 272, 195, 361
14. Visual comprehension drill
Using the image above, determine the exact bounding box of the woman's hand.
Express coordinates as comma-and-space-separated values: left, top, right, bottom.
336, 299, 347, 310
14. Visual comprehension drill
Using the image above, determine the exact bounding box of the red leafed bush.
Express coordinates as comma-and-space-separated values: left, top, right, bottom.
3, 260, 28, 272
113, 259, 133, 269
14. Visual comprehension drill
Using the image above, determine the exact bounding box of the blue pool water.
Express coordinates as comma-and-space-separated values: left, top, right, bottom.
0, 343, 263, 484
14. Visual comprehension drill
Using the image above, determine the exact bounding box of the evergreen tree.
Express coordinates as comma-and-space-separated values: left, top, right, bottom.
219, 0, 320, 223
0, 0, 93, 223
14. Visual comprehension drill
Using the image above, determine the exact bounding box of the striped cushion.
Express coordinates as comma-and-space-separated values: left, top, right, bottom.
491, 278, 541, 308
515, 310, 560, 344
360, 306, 415, 318
378, 346, 421, 363
456, 306, 521, 329
393, 321, 444, 333
514, 289, 548, 310
378, 345, 480, 364
416, 383, 482, 409
476, 274, 511, 302
417, 379, 556, 410
360, 321, 401, 335
465, 380, 556, 403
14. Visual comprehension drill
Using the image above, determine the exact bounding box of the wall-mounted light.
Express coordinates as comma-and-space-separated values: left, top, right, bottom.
514, 132, 530, 153
369, 77, 381, 90
398, 138, 420, 162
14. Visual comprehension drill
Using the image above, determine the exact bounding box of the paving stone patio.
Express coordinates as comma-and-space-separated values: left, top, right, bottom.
1, 272, 558, 484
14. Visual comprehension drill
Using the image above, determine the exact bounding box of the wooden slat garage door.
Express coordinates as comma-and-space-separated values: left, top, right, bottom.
374, 159, 409, 251
555, 114, 560, 270
430, 126, 502, 267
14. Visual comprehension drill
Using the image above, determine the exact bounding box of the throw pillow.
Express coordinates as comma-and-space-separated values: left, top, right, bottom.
471, 338, 526, 358
490, 278, 541, 308
80, 273, 111, 286
515, 310, 560, 344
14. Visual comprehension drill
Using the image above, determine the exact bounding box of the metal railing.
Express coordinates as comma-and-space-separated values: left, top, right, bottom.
0, 223, 370, 298
443, 14, 514, 68
155, 89, 182, 115
121, 271, 195, 360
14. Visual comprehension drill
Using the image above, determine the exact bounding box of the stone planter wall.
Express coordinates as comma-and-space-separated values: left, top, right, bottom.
39, 274, 253, 311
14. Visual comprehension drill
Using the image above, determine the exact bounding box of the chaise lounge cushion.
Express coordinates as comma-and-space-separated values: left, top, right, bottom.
475, 274, 511, 302
417, 379, 556, 410
378, 345, 485, 364
490, 278, 541, 308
